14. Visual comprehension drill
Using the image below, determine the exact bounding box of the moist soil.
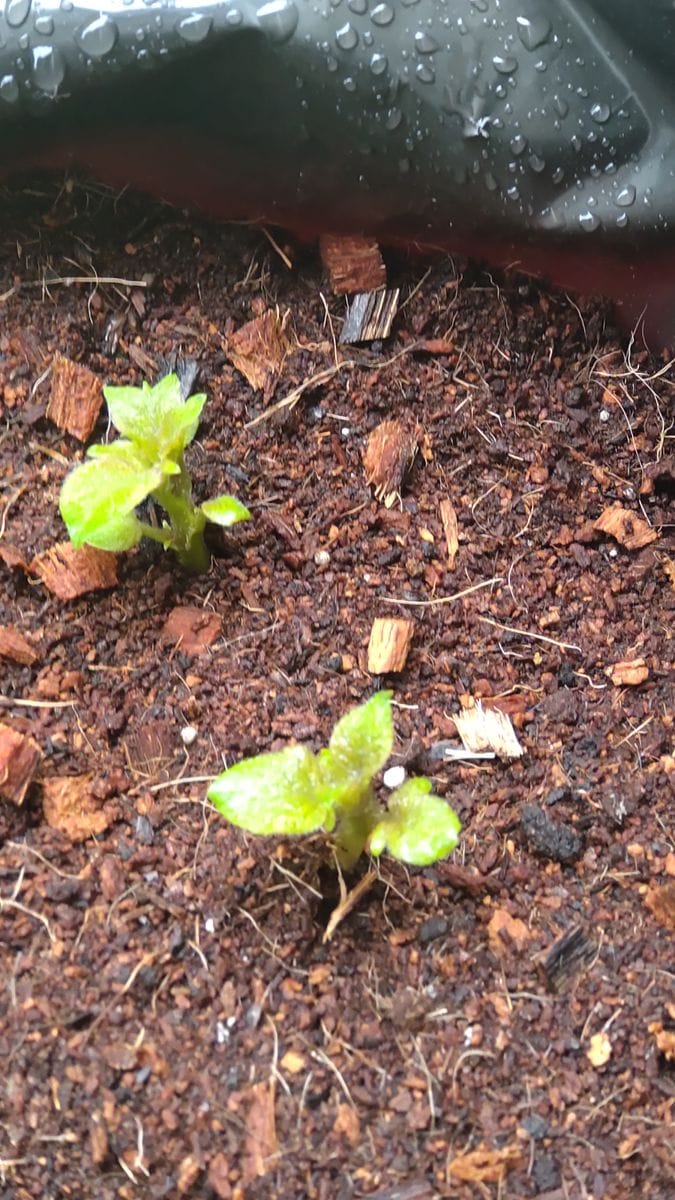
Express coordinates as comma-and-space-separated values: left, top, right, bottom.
0, 178, 673, 1200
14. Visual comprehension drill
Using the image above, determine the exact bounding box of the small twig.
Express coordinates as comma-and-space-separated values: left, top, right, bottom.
0, 896, 56, 944
381, 576, 502, 608
480, 616, 582, 654
0, 696, 75, 710
323, 868, 378, 943
261, 227, 293, 270
245, 361, 354, 428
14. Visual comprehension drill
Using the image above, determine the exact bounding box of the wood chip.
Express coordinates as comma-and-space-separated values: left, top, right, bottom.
488, 908, 531, 953
0, 625, 38, 665
542, 925, 597, 992
587, 1031, 612, 1068
454, 701, 523, 759
367, 617, 414, 674
319, 234, 386, 294
448, 1143, 523, 1184
42, 774, 112, 841
0, 723, 42, 805
46, 352, 103, 442
340, 288, 400, 344
0, 541, 29, 571
593, 503, 658, 550
226, 308, 289, 399
605, 657, 650, 686
31, 542, 118, 600
332, 1103, 360, 1147
648, 1020, 675, 1061
644, 881, 675, 932
439, 497, 459, 567
243, 1081, 277, 1183
161, 606, 222, 655
363, 418, 418, 507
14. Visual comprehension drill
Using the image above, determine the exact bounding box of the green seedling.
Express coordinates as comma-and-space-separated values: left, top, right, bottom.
59, 374, 250, 572
208, 692, 461, 869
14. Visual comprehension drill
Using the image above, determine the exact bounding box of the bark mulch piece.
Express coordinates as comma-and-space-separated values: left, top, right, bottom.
363, 417, 419, 507
367, 617, 415, 674
0, 179, 672, 1200
160, 605, 222, 654
0, 722, 42, 805
319, 234, 387, 294
0, 624, 38, 665
46, 351, 103, 442
31, 541, 118, 599
226, 307, 290, 399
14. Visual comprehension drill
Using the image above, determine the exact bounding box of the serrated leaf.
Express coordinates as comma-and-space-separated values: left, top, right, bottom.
321, 691, 394, 803
60, 451, 162, 548
201, 494, 251, 527
369, 778, 461, 866
208, 744, 335, 836
103, 376, 206, 462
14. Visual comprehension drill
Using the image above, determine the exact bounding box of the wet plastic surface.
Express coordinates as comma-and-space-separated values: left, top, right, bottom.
2, 1, 675, 339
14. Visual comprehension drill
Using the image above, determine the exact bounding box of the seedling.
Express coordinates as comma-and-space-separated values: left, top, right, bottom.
207, 692, 461, 868
59, 374, 250, 572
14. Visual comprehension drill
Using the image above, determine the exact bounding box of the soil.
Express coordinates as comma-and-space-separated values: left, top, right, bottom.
0, 177, 673, 1200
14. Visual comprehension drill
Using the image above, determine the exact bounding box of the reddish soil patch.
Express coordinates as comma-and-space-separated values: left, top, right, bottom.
0, 179, 673, 1199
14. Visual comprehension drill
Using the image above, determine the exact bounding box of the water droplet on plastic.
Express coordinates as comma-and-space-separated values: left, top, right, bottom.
528, 153, 545, 173
32, 44, 65, 93
370, 52, 387, 76
510, 133, 527, 155
385, 106, 403, 131
415, 61, 434, 83
615, 184, 636, 207
348, 0, 367, 12
590, 102, 610, 124
554, 95, 568, 118
226, 9, 243, 27
493, 55, 517, 75
256, 0, 299, 44
0, 74, 20, 104
371, 4, 395, 28
615, 212, 629, 229
76, 16, 118, 58
552, 165, 565, 184
343, 75, 356, 92
414, 31, 438, 54
516, 14, 551, 51
506, 184, 520, 202
470, 0, 488, 12
6, 0, 31, 29
579, 210, 600, 232
34, 15, 54, 36
484, 172, 498, 191
336, 23, 358, 50
177, 14, 212, 44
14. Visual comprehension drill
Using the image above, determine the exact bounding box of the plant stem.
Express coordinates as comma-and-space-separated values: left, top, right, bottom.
153, 459, 209, 572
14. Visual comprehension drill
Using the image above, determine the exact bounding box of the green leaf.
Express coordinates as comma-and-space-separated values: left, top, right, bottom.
368, 778, 461, 866
80, 512, 143, 552
103, 376, 206, 462
201, 494, 251, 527
60, 450, 162, 548
320, 691, 394, 804
208, 744, 335, 836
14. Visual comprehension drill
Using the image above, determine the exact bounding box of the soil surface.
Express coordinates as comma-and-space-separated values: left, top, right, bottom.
0, 178, 673, 1200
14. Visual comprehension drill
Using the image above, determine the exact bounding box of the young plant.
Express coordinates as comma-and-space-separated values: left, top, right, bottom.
59, 374, 250, 572
207, 692, 461, 869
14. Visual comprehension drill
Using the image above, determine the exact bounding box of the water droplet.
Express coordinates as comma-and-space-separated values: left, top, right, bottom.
414, 31, 438, 54
385, 106, 403, 131
552, 166, 565, 184
177, 14, 212, 44
484, 172, 498, 191
348, 0, 367, 11
528, 153, 545, 173
493, 55, 518, 75
343, 75, 356, 92
554, 95, 568, 118
579, 210, 600, 233
415, 62, 434, 84
570, 134, 582, 152
226, 9, 243, 27
510, 133, 527, 155
615, 184, 636, 207
34, 16, 54, 36
470, 0, 489, 12
371, 4, 394, 28
32, 44, 65, 94
0, 74, 19, 104
615, 212, 629, 229
399, 157, 411, 175
506, 184, 520, 202
590, 102, 610, 124
256, 0, 299, 44
370, 52, 387, 76
76, 16, 118, 58
516, 14, 551, 51
6, 0, 31, 30
336, 23, 358, 51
